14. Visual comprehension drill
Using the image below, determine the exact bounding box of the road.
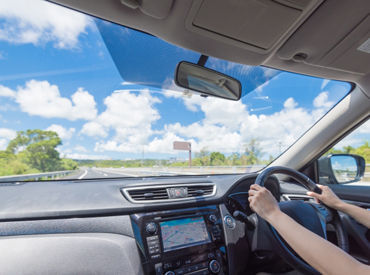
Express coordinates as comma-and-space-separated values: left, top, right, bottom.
62, 167, 140, 180
61, 166, 255, 180
61, 167, 370, 186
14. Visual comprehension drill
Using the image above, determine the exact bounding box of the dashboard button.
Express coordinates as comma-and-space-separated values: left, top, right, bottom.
208, 214, 217, 223
155, 263, 163, 275
209, 260, 221, 274
224, 215, 236, 229
174, 260, 182, 268
145, 222, 157, 234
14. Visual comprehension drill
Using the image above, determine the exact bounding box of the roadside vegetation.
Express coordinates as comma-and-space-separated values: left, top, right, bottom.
0, 129, 368, 177
0, 130, 78, 176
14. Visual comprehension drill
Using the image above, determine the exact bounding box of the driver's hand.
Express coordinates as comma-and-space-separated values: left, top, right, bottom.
248, 184, 280, 222
306, 184, 343, 209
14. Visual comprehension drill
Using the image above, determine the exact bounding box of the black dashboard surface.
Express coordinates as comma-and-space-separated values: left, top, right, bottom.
0, 174, 250, 221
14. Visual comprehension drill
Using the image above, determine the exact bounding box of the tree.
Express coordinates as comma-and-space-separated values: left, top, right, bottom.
7, 130, 62, 172
210, 152, 225, 165
194, 148, 211, 166
243, 138, 263, 165
227, 153, 242, 166
353, 141, 370, 163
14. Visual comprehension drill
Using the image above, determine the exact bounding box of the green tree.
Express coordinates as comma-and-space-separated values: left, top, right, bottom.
61, 158, 78, 170
210, 152, 225, 165
353, 141, 370, 163
227, 153, 242, 166
243, 138, 263, 165
194, 148, 211, 166
7, 129, 62, 172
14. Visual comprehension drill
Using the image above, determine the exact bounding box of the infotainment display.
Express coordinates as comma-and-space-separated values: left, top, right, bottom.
160, 216, 211, 252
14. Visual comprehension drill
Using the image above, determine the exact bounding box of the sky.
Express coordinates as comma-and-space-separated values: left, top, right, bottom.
0, 0, 367, 161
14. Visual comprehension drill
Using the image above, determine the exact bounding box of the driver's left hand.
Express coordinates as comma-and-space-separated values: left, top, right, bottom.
248, 184, 280, 222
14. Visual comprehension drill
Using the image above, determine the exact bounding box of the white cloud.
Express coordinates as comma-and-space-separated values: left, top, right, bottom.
64, 153, 111, 160
46, 124, 75, 140
3, 80, 97, 120
334, 120, 370, 149
0, 128, 16, 150
81, 121, 108, 138
0, 85, 16, 98
321, 79, 330, 90
0, 0, 92, 49
284, 97, 298, 109
74, 145, 88, 153
313, 91, 333, 109
84, 90, 161, 150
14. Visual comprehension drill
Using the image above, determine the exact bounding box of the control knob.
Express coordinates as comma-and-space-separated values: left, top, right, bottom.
209, 259, 221, 274
145, 222, 157, 235
208, 214, 217, 223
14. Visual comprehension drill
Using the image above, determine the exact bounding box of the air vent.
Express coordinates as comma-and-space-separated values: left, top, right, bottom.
126, 187, 169, 201
122, 183, 216, 203
282, 194, 314, 202
187, 185, 214, 197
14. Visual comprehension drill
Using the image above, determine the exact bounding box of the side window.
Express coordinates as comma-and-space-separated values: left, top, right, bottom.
318, 120, 369, 185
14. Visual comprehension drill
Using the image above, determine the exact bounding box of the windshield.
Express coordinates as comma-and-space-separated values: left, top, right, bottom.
0, 0, 352, 180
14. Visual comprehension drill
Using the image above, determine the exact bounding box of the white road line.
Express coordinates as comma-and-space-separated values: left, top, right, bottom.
103, 173, 108, 177
99, 168, 139, 177
78, 169, 88, 179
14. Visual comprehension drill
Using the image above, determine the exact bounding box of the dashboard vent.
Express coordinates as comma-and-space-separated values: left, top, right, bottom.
126, 187, 169, 201
122, 183, 216, 203
187, 185, 214, 197
282, 194, 315, 202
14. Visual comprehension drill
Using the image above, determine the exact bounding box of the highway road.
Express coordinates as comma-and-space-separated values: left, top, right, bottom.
61, 167, 370, 186
61, 166, 246, 180
62, 168, 141, 180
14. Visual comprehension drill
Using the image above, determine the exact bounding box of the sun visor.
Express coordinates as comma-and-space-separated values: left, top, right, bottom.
186, 0, 320, 52
316, 16, 370, 75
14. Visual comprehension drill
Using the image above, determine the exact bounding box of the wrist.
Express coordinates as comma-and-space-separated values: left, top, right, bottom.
335, 201, 349, 212
265, 208, 283, 224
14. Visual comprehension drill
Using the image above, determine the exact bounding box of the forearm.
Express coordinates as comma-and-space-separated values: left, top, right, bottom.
267, 211, 369, 275
337, 202, 370, 228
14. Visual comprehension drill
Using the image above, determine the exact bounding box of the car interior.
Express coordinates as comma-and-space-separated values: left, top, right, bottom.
0, 0, 369, 274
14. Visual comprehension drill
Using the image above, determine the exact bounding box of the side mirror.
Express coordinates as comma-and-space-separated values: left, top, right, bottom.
175, 61, 242, 101
318, 154, 365, 184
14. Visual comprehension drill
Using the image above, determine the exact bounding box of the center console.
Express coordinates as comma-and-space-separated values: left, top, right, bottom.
131, 205, 227, 275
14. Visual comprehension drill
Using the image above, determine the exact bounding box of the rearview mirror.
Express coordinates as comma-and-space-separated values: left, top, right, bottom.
318, 154, 365, 184
175, 61, 242, 101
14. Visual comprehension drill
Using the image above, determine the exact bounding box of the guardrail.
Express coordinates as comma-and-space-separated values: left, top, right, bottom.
0, 170, 73, 183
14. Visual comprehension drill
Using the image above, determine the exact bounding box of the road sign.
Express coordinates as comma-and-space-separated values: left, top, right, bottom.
173, 141, 191, 150
173, 141, 192, 166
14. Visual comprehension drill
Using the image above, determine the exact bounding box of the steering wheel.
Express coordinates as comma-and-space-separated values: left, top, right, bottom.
253, 166, 349, 275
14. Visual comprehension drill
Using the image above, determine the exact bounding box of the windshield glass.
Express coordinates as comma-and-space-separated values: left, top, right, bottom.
0, 0, 352, 180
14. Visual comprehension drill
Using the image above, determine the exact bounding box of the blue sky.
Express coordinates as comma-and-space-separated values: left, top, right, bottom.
0, 0, 364, 161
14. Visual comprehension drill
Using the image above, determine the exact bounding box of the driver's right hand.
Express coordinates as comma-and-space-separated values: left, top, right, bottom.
307, 184, 344, 209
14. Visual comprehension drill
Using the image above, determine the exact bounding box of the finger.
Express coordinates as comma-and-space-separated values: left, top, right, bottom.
250, 184, 262, 191
306, 191, 320, 199
248, 189, 257, 196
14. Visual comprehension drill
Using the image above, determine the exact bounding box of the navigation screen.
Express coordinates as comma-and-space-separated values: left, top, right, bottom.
160, 216, 211, 252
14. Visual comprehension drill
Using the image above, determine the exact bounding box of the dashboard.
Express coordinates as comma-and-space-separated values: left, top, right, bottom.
0, 173, 282, 275
2, 173, 368, 274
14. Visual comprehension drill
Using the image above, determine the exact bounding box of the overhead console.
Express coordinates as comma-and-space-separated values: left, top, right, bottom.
131, 206, 227, 275
185, 0, 322, 53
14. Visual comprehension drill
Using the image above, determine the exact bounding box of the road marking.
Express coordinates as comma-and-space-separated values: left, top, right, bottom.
78, 169, 88, 179
103, 173, 108, 176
